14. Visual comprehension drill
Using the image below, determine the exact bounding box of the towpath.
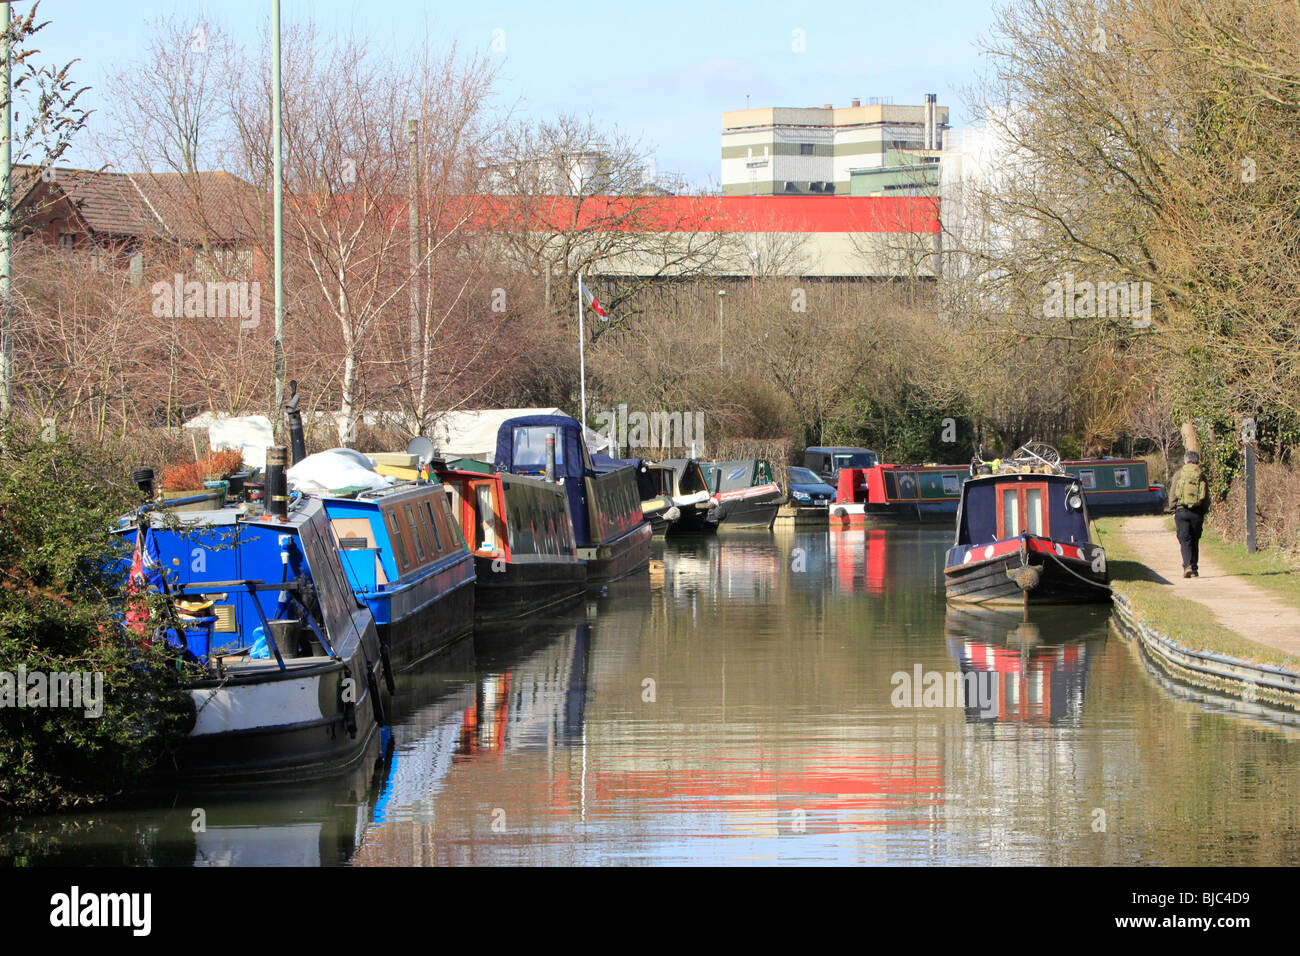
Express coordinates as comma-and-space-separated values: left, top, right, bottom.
1119, 516, 1300, 656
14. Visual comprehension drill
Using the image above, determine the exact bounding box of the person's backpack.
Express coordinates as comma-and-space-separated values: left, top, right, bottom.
1174, 463, 1208, 512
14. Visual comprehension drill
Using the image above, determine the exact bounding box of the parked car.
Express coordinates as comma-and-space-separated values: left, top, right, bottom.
785, 467, 836, 508
803, 446, 880, 483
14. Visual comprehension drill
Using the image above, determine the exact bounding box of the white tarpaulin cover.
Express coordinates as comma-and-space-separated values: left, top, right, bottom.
205, 415, 275, 470
431, 408, 611, 462
287, 450, 392, 495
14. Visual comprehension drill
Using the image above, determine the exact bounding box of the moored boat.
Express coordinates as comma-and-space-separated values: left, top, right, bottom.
592, 455, 677, 534
832, 455, 1165, 526
433, 463, 586, 623
112, 458, 389, 784
319, 479, 475, 668
944, 446, 1110, 606
701, 459, 784, 530
494, 414, 652, 582
830, 463, 969, 527
656, 458, 714, 535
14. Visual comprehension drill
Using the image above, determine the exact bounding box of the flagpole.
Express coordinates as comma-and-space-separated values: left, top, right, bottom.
578, 272, 587, 427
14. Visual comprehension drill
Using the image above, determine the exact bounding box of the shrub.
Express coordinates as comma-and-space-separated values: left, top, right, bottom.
1208, 460, 1300, 559
0, 429, 193, 813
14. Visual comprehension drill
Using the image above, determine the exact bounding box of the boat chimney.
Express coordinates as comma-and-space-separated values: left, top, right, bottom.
132, 466, 156, 498
284, 379, 306, 465
266, 445, 290, 520
545, 433, 556, 483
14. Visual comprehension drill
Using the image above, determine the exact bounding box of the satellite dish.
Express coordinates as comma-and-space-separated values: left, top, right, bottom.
406, 436, 436, 462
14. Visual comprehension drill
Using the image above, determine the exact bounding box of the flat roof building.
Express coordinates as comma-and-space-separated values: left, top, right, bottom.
721, 96, 949, 198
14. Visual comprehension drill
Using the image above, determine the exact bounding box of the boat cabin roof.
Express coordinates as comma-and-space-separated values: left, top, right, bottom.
956, 471, 1093, 546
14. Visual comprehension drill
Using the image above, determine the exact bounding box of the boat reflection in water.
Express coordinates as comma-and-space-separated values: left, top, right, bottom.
0, 731, 389, 867
944, 605, 1109, 725
353, 597, 602, 864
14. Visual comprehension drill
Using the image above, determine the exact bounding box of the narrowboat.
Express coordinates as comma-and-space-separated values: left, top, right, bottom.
830, 463, 969, 527
701, 459, 784, 530
944, 450, 1110, 606
592, 454, 677, 534
112, 455, 390, 784
494, 414, 652, 582
656, 458, 714, 534
433, 463, 586, 623
1063, 458, 1166, 516
831, 456, 1164, 525
319, 480, 476, 668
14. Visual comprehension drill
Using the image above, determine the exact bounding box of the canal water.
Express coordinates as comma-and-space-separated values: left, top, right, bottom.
5, 527, 1300, 865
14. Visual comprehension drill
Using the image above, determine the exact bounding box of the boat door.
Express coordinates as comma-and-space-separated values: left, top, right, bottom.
995, 481, 1050, 538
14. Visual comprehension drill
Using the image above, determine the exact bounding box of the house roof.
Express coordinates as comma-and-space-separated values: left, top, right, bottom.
14, 164, 258, 244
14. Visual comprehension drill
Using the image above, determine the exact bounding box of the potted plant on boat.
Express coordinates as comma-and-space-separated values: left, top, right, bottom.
158, 449, 245, 512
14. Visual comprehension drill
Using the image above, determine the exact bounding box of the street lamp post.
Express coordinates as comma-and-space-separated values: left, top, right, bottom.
717, 289, 726, 369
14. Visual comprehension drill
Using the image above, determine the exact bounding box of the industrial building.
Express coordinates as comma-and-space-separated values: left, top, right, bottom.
721, 96, 948, 198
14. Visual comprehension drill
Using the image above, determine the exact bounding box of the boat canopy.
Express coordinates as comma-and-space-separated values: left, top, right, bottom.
495, 414, 593, 480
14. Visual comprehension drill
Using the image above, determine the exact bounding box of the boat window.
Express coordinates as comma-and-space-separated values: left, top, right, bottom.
1114, 467, 1130, 488
512, 427, 563, 470
405, 504, 427, 562
1026, 488, 1044, 536
475, 483, 498, 552
425, 500, 444, 553
1001, 487, 1020, 538
1078, 469, 1096, 490
386, 511, 410, 572
942, 474, 961, 495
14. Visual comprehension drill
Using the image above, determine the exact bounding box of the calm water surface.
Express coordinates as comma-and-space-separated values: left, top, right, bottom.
6, 527, 1300, 865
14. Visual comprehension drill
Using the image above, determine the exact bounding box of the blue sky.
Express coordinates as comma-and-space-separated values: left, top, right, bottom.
35, 0, 1001, 186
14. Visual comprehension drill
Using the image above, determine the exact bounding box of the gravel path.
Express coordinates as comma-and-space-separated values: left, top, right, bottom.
1119, 516, 1300, 655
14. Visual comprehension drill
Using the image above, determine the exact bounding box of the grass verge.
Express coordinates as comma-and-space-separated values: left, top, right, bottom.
1198, 526, 1300, 613
1092, 517, 1300, 672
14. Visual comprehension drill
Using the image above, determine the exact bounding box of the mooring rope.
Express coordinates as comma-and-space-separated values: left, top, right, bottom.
1040, 547, 1113, 592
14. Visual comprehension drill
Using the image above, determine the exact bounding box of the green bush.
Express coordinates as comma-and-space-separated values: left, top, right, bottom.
0, 429, 193, 814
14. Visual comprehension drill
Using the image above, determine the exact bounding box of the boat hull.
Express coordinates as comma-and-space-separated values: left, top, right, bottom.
156, 648, 388, 786
945, 543, 1109, 606
376, 573, 475, 669
661, 505, 715, 536
473, 554, 586, 623
708, 487, 783, 530
580, 521, 653, 583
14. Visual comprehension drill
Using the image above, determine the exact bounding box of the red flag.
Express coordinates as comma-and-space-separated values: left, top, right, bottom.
125, 527, 151, 635
579, 276, 608, 321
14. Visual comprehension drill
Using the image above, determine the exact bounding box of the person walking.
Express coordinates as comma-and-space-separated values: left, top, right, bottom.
1170, 450, 1209, 578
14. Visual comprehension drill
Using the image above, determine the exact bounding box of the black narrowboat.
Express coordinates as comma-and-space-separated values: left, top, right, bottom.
434, 464, 586, 623
701, 459, 784, 530
494, 414, 652, 583
945, 459, 1110, 606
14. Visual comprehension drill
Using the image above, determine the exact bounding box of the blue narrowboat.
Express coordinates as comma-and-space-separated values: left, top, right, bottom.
319, 481, 476, 667
112, 473, 390, 784
494, 414, 652, 582
945, 458, 1110, 606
